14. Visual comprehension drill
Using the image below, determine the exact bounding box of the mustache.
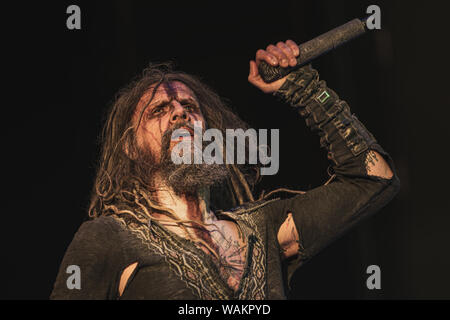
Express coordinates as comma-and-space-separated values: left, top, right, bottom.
163, 121, 195, 140
160, 121, 196, 154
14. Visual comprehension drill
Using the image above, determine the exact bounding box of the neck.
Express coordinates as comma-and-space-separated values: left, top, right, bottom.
151, 175, 216, 225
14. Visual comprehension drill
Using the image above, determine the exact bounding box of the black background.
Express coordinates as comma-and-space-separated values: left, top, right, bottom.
3, 0, 450, 299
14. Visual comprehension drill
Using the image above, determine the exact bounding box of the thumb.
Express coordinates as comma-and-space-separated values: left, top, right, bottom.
249, 60, 259, 79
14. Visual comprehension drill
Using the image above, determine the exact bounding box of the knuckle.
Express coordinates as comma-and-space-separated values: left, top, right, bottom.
256, 49, 265, 56
272, 47, 282, 55
286, 39, 297, 47
263, 52, 272, 60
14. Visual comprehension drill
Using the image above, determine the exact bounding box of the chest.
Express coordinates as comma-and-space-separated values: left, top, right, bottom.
207, 220, 248, 292
118, 213, 268, 299
161, 218, 248, 291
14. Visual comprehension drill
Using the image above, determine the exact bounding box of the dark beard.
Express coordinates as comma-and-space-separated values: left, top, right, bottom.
136, 122, 229, 196
161, 160, 229, 195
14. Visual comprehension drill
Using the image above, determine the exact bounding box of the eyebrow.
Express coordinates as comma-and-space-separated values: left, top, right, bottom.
179, 98, 198, 105
149, 97, 198, 109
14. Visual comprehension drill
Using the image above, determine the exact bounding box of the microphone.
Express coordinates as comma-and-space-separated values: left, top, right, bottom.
258, 17, 370, 83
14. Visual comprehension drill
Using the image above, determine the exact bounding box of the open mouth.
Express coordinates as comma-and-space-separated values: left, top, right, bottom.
171, 126, 194, 142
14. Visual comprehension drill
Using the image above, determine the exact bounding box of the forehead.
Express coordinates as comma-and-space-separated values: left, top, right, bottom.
138, 81, 197, 107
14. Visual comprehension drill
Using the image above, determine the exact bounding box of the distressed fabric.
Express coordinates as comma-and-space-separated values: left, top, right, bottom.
49, 201, 287, 300
50, 66, 400, 300
112, 205, 269, 300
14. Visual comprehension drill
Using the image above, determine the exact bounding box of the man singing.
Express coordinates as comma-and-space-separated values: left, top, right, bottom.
51, 40, 400, 299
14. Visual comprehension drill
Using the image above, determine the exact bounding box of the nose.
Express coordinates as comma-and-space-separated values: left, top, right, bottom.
169, 101, 190, 124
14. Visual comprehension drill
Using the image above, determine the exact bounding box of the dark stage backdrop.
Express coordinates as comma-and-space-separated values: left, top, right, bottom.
3, 1, 449, 299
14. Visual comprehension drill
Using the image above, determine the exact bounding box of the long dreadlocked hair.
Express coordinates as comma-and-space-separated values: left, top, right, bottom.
89, 62, 279, 255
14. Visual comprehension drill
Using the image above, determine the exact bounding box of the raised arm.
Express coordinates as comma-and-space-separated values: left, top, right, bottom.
248, 40, 400, 263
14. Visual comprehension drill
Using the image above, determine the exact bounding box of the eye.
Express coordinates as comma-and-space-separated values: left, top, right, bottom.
151, 105, 166, 115
184, 104, 198, 112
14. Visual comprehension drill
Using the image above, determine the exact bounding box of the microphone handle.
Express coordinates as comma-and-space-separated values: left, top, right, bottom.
258, 18, 368, 83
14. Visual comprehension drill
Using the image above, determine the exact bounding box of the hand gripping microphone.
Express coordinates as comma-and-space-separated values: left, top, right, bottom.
258, 17, 371, 83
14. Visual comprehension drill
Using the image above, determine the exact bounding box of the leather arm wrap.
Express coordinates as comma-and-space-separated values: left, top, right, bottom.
274, 65, 380, 166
